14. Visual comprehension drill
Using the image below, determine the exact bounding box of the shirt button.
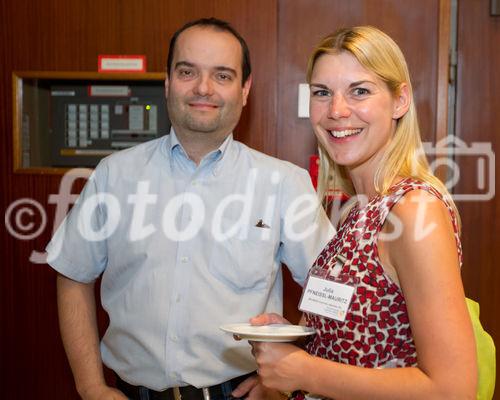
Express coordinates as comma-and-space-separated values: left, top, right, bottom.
191, 180, 199, 186
171, 334, 178, 342
180, 256, 189, 263
175, 294, 181, 303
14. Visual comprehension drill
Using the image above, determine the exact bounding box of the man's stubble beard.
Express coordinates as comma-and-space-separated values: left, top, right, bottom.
167, 96, 224, 135
183, 112, 223, 133
167, 93, 243, 138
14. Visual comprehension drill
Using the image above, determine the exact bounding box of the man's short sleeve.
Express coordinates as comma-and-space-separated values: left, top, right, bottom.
279, 167, 335, 286
45, 165, 109, 283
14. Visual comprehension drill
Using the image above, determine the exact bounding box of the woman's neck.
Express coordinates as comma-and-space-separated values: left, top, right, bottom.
348, 166, 378, 200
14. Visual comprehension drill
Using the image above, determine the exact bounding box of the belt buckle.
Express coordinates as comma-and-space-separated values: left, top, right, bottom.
202, 387, 211, 400
172, 386, 210, 400
172, 386, 211, 400
173, 387, 182, 400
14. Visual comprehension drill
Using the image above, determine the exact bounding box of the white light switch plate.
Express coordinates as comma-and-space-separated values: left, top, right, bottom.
298, 83, 310, 118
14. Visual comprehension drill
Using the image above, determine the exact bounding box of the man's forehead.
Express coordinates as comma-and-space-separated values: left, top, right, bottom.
177, 25, 238, 43
173, 26, 242, 69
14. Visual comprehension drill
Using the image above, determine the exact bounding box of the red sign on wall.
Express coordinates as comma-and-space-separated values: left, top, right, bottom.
98, 55, 146, 73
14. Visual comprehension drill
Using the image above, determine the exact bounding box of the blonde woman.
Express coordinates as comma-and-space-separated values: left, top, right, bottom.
244, 26, 477, 399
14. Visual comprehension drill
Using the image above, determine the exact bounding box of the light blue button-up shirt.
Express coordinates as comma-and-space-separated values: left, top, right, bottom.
46, 129, 333, 390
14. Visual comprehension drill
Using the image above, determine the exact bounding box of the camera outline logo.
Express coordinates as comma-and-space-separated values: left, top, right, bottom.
422, 135, 495, 201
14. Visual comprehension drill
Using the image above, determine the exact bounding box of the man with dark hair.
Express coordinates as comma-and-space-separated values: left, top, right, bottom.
47, 17, 332, 400
167, 17, 252, 85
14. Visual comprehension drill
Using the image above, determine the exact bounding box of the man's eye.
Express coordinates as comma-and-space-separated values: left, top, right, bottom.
353, 87, 370, 96
217, 73, 232, 81
178, 69, 193, 77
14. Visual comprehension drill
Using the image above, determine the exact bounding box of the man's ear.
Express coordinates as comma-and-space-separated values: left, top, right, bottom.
242, 75, 252, 107
393, 83, 410, 120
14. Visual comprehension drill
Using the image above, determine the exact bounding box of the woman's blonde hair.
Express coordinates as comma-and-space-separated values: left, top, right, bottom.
308, 26, 459, 227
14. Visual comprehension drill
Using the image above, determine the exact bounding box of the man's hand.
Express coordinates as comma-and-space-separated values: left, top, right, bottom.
231, 374, 287, 400
249, 313, 290, 326
79, 383, 128, 400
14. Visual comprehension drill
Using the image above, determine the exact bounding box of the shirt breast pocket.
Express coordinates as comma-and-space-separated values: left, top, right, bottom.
208, 220, 278, 292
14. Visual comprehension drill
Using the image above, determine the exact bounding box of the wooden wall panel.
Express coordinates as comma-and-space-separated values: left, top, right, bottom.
278, 0, 446, 323
0, 1, 277, 398
4, 0, 497, 398
455, 1, 500, 397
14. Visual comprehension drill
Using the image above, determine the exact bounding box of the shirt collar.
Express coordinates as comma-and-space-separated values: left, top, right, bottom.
165, 127, 235, 173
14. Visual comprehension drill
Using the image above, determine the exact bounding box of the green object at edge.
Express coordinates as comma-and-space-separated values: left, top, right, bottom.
466, 298, 496, 400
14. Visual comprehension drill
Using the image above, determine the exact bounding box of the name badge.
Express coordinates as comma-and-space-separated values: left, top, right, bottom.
299, 275, 355, 322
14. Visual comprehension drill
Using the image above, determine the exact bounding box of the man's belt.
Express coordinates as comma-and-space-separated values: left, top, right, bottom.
115, 372, 254, 400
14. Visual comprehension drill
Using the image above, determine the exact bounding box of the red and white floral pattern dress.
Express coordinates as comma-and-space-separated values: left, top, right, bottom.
292, 179, 461, 400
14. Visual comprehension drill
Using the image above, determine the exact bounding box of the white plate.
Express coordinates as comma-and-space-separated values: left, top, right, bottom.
220, 323, 316, 342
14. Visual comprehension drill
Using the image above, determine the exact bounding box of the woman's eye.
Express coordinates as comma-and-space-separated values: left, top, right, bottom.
311, 89, 330, 97
353, 87, 370, 96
